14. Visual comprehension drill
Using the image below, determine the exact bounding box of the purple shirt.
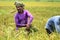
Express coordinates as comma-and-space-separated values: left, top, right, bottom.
14, 10, 33, 27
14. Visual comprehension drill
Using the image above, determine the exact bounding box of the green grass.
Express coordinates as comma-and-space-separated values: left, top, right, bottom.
0, 0, 60, 2
0, 2, 60, 7
0, 2, 60, 40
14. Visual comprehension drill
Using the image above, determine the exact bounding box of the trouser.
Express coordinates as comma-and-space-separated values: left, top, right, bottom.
46, 21, 55, 34
46, 28, 52, 34
46, 25, 55, 34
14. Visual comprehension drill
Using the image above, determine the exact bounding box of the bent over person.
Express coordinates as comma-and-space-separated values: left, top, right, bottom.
14, 1, 33, 34
45, 16, 60, 34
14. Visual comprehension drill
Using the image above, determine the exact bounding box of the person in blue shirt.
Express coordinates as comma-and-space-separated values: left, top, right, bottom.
45, 16, 60, 34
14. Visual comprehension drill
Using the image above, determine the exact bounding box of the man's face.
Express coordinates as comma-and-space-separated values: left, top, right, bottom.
16, 6, 24, 13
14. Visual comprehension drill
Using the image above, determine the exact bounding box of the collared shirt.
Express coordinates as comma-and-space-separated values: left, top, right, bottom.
45, 16, 60, 33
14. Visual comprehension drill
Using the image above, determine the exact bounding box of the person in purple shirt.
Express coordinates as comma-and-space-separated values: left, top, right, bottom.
14, 2, 33, 33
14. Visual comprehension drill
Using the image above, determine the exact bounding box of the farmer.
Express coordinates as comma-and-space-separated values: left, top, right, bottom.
45, 16, 60, 34
14, 1, 33, 33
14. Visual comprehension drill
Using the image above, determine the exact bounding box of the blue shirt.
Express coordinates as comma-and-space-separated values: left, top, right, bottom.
45, 16, 60, 33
